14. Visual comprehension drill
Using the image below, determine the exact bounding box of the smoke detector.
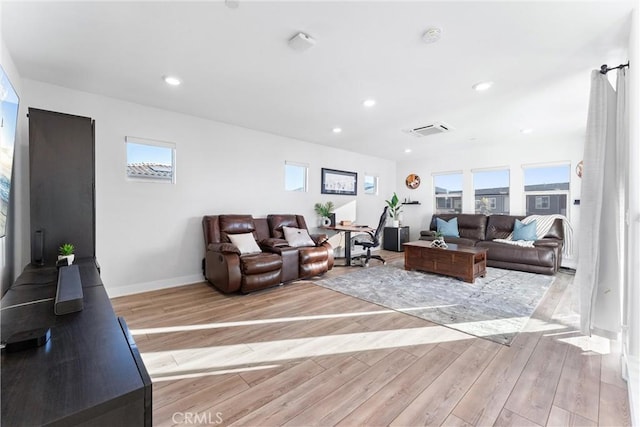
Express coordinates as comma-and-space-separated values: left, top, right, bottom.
288, 32, 316, 51
422, 27, 442, 44
404, 122, 453, 137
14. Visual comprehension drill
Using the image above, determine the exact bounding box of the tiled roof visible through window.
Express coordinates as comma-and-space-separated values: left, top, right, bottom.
127, 163, 172, 180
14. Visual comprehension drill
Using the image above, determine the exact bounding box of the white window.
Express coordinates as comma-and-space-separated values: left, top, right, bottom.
524, 164, 570, 216
364, 175, 378, 195
434, 172, 463, 214
535, 196, 550, 209
285, 161, 308, 192
473, 169, 509, 214
126, 136, 176, 183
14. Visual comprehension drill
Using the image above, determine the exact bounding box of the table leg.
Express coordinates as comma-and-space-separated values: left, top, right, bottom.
344, 231, 352, 266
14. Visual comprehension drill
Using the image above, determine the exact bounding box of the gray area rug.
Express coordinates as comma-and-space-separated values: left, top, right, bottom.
314, 264, 555, 345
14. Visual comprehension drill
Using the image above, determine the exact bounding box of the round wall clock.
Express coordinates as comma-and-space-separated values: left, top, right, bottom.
576, 160, 583, 178
406, 174, 421, 189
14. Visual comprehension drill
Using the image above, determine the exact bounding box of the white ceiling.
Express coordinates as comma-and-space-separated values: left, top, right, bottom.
1, 1, 634, 160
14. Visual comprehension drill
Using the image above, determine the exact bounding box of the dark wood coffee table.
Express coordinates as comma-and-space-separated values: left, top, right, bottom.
403, 241, 487, 283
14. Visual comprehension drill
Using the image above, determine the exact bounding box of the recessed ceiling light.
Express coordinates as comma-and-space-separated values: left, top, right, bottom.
520, 128, 533, 134
332, 127, 342, 134
422, 27, 442, 44
472, 81, 493, 91
163, 76, 181, 86
363, 99, 376, 108
404, 148, 412, 153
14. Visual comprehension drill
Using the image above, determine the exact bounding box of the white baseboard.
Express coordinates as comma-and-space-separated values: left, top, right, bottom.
105, 274, 204, 298
623, 349, 639, 427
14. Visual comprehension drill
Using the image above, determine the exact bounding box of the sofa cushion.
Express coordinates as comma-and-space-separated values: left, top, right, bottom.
513, 219, 537, 241
228, 232, 262, 255
240, 253, 282, 274
430, 214, 488, 241
477, 241, 555, 267
485, 215, 523, 240
268, 214, 302, 239
219, 215, 256, 242
436, 217, 460, 237
283, 226, 315, 247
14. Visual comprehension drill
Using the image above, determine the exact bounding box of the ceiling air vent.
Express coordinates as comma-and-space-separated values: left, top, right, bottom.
405, 122, 453, 137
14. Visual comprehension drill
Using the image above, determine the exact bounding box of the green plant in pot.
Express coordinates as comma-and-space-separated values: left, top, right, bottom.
58, 243, 75, 265
385, 192, 403, 227
314, 201, 335, 227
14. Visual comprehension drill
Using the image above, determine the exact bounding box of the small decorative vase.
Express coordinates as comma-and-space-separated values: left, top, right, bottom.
57, 254, 75, 265
321, 217, 332, 227
392, 220, 400, 227
430, 239, 448, 249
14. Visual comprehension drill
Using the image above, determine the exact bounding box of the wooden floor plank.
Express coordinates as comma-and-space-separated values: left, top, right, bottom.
389, 345, 499, 426
452, 330, 541, 426
283, 350, 417, 427
199, 359, 326, 426
494, 408, 543, 427
598, 381, 632, 427
553, 345, 602, 422
504, 334, 569, 425
547, 405, 598, 427
336, 346, 455, 426
229, 356, 369, 426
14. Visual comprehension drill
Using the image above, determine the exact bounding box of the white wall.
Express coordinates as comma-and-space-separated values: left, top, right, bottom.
17, 80, 396, 296
0, 37, 24, 294
395, 136, 583, 268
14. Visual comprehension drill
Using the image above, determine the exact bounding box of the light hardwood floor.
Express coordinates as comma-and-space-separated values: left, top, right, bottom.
111, 251, 631, 427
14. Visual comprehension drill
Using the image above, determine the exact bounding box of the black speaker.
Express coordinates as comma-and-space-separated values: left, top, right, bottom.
33, 230, 44, 266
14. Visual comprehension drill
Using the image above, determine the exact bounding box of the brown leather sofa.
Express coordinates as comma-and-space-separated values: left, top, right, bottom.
202, 214, 333, 293
420, 214, 564, 275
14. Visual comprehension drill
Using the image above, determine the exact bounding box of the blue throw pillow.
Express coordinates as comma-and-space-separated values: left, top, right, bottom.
513, 219, 537, 241
436, 217, 460, 237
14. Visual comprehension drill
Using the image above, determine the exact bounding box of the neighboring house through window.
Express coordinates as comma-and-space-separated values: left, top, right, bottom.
434, 172, 463, 214
126, 136, 176, 183
473, 168, 510, 214
524, 163, 570, 216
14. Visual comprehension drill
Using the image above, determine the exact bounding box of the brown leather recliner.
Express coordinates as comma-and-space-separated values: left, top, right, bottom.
202, 215, 282, 293
266, 214, 334, 279
202, 214, 334, 294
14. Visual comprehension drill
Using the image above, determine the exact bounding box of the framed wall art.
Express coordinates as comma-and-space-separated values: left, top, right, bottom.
321, 168, 357, 195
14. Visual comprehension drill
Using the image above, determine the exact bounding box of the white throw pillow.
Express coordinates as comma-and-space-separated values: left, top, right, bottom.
283, 226, 315, 248
228, 233, 262, 255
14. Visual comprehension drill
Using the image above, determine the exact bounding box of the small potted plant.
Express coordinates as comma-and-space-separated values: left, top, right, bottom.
58, 243, 75, 265
385, 192, 402, 227
314, 201, 335, 227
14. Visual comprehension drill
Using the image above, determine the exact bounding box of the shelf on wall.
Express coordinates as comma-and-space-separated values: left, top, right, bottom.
401, 201, 421, 205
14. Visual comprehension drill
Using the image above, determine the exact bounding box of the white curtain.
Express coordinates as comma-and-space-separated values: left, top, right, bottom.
576, 68, 627, 336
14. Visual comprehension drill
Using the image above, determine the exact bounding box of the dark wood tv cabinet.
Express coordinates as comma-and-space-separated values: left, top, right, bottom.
1, 258, 152, 426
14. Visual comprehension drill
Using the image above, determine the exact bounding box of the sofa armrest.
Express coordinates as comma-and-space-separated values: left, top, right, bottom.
207, 242, 241, 255
534, 238, 563, 249
420, 230, 436, 238
260, 238, 289, 249
310, 233, 329, 246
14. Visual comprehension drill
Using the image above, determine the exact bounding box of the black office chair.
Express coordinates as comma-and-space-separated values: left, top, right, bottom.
351, 206, 389, 267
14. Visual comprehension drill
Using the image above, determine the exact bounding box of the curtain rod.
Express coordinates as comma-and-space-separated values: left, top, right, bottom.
600, 62, 630, 74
